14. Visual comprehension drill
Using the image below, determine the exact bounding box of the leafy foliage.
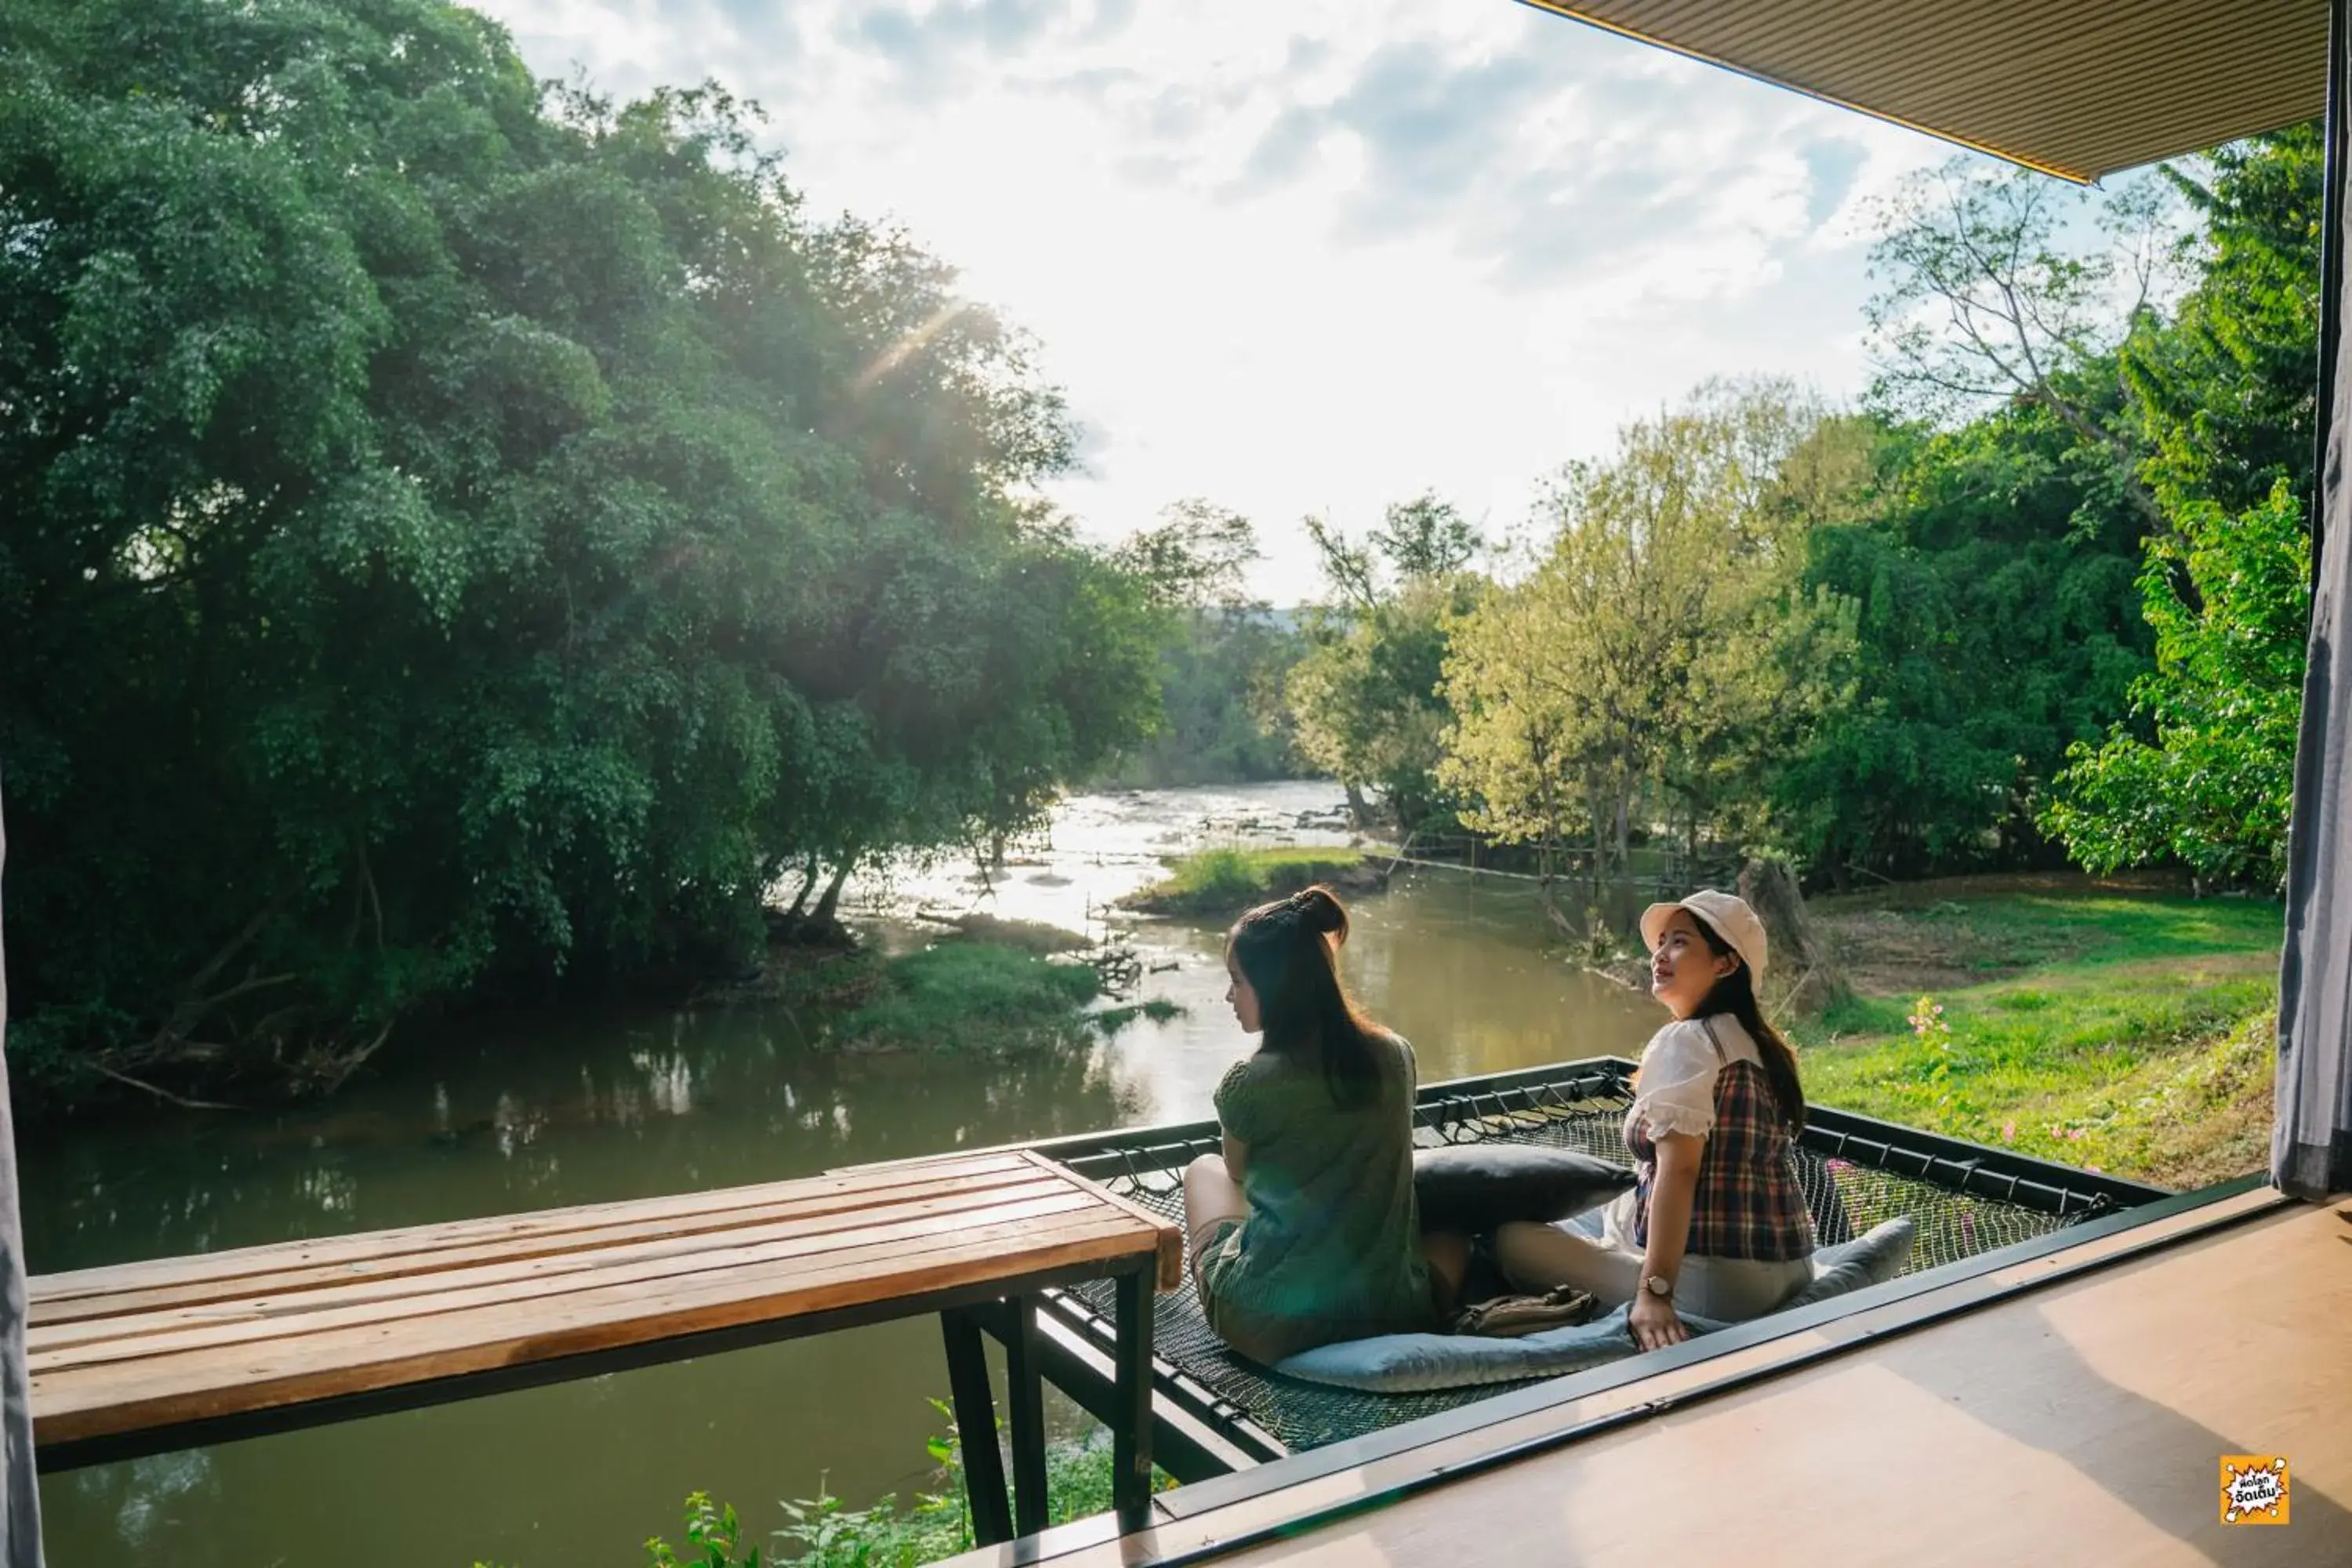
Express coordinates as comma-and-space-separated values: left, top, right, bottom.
2041, 128, 2321, 887
1442, 379, 1858, 876
646, 1493, 767, 1568
1284, 494, 1483, 833
633, 1403, 1175, 1568
1327, 135, 2316, 898
833, 942, 1105, 1055
1780, 406, 2151, 880
0, 0, 1165, 1096
1834, 132, 2316, 890
1094, 502, 1301, 787
2041, 485, 2310, 887
1124, 846, 1370, 916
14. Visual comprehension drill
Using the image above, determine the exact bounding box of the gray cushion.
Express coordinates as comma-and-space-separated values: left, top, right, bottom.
1272, 1216, 1918, 1394
1273, 1303, 1736, 1392
1412, 1145, 1635, 1233
1782, 1215, 1915, 1308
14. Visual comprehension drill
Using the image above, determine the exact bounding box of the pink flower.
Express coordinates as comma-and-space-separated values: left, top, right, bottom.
2085, 1164, 2103, 1174
2000, 1120, 2016, 1144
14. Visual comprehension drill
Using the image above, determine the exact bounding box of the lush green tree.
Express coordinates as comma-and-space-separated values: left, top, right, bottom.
1864, 155, 2180, 529
1095, 500, 1301, 788
0, 0, 1162, 1098
1111, 497, 1259, 611
1284, 494, 1483, 833
1443, 379, 1856, 880
2126, 125, 2322, 516
1093, 608, 1303, 788
1780, 407, 2153, 881
2039, 485, 2309, 889
2041, 128, 2321, 887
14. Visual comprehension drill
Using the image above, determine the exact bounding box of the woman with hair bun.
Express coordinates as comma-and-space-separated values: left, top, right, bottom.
1182, 884, 1465, 1363
1495, 889, 1816, 1350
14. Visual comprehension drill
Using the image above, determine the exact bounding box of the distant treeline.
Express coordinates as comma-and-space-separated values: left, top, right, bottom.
1126, 131, 2316, 902
1090, 607, 1305, 790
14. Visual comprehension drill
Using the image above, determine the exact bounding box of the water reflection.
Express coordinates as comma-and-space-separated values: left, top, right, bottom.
23, 784, 1658, 1566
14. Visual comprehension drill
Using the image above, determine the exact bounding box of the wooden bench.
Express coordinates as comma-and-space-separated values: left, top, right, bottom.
27, 1149, 1181, 1541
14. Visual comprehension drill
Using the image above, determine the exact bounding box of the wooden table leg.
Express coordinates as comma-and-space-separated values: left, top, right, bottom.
941, 1308, 1014, 1547
1005, 1295, 1049, 1537
1112, 1265, 1155, 1533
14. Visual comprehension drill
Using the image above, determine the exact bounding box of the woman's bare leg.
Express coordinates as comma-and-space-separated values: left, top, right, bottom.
1492, 1219, 1643, 1306
1182, 1152, 1247, 1263
1421, 1230, 1471, 1319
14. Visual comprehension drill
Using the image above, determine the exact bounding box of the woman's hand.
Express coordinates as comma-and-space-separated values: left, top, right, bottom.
1629, 1289, 1689, 1352
1632, 1130, 1700, 1352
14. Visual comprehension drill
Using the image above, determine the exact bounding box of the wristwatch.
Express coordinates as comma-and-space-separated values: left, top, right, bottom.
1642, 1273, 1675, 1298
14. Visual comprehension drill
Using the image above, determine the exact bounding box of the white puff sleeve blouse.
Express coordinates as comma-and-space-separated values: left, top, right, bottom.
1627, 1018, 1750, 1142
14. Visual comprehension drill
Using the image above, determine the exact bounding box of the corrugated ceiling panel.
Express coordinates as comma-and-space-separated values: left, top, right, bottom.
1521, 0, 2328, 180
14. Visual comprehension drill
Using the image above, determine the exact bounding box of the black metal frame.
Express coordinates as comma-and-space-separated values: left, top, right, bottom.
960, 1294, 1279, 1483
1029, 1290, 1287, 1475
1151, 1171, 2270, 1526
39, 1252, 1163, 1546
1014, 1054, 2165, 1493
1033, 1057, 2162, 1218
956, 1172, 2284, 1568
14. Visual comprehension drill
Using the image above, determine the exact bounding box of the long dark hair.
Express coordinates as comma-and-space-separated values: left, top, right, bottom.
1687, 913, 1807, 1131
1227, 884, 1384, 1109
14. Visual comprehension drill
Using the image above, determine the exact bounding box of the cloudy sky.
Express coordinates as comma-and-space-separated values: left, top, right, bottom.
471, 0, 1994, 597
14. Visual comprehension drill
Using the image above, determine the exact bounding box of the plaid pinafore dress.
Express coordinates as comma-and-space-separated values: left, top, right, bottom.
1625, 1017, 1815, 1261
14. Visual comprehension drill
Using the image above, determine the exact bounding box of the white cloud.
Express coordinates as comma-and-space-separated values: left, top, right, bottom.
472, 0, 1983, 597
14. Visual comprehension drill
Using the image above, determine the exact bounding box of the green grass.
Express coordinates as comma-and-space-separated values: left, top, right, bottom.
1817, 888, 2282, 985
1125, 845, 1373, 916
766, 940, 1177, 1055
757, 942, 1094, 1056
836, 942, 1102, 1054
616, 1414, 1176, 1568
1090, 997, 1185, 1031
1799, 888, 2282, 1189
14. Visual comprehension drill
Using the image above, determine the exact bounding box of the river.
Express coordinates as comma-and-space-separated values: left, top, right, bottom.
22, 782, 1661, 1567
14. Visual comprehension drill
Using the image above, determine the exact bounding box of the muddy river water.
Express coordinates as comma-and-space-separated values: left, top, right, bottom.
23, 782, 1662, 1567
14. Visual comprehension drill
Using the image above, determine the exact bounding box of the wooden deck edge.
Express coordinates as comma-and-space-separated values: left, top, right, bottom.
931, 1176, 2295, 1568
1022, 1152, 1184, 1290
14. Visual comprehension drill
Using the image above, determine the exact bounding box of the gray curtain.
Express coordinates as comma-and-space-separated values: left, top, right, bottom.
2276, 2, 2352, 1203
0, 789, 44, 1564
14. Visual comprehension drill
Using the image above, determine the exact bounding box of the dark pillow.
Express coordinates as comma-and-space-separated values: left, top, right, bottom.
1412, 1145, 1635, 1233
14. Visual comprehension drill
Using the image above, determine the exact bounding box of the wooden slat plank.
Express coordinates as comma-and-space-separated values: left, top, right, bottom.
34, 1204, 1132, 1413
1019, 1152, 1183, 1290
34, 1171, 1073, 1328
31, 1176, 1085, 1353
32, 1189, 1116, 1372
31, 1152, 1035, 1305
34, 1207, 1154, 1443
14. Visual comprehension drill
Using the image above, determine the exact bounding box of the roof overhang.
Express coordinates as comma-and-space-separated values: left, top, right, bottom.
1518, 0, 2330, 181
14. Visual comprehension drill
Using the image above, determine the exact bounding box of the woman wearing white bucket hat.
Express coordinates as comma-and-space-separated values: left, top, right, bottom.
1494, 888, 1816, 1348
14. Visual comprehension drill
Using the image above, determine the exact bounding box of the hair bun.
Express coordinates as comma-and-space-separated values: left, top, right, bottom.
1291, 884, 1348, 938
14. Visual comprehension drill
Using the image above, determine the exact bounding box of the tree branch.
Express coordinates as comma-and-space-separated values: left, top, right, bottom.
89, 1060, 241, 1112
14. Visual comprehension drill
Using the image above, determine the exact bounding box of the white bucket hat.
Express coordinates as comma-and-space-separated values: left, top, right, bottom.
1639, 888, 1767, 985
